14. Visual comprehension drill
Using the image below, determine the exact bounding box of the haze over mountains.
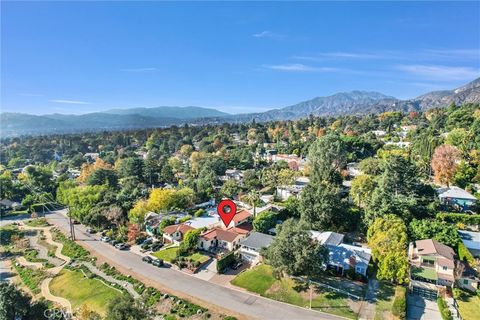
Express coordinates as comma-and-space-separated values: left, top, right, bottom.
2, 78, 479, 137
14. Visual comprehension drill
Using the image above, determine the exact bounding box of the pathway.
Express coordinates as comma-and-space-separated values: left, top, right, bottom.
24, 229, 64, 266
75, 261, 140, 299
18, 224, 73, 314
358, 276, 379, 320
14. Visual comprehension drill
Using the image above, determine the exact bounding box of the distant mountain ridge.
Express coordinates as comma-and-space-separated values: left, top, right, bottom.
1, 78, 479, 137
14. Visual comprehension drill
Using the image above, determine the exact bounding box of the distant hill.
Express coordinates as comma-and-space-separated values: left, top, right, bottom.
0, 106, 229, 137
2, 78, 479, 137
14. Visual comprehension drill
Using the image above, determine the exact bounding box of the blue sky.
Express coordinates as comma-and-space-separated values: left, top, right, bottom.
2, 1, 479, 115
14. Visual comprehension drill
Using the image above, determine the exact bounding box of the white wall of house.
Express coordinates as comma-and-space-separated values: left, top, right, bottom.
458, 278, 479, 292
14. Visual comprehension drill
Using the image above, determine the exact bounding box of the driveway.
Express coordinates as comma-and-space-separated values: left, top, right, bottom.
45, 209, 342, 320
193, 258, 217, 281
407, 294, 442, 320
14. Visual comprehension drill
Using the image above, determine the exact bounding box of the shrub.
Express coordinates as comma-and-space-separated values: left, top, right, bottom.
392, 286, 407, 320
437, 212, 480, 225
458, 242, 475, 265
194, 208, 206, 217
437, 297, 453, 320
216, 252, 236, 274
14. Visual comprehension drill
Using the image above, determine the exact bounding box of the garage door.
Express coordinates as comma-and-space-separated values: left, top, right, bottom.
412, 286, 438, 300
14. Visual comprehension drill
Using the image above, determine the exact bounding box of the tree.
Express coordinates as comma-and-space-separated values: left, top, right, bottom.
244, 189, 260, 218
104, 206, 125, 226
358, 157, 383, 176
0, 282, 49, 320
367, 215, 408, 284
431, 145, 461, 186
453, 161, 476, 189
127, 224, 141, 242
78, 304, 101, 320
179, 229, 201, 255
105, 295, 150, 320
253, 211, 277, 233
300, 181, 344, 230
380, 155, 419, 196
408, 219, 460, 248
350, 174, 376, 207
220, 179, 241, 199
265, 219, 328, 278
128, 200, 149, 224
308, 134, 347, 185
87, 168, 118, 188
118, 157, 145, 182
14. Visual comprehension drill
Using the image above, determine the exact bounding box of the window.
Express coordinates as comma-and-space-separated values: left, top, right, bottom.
463, 279, 469, 285
442, 266, 447, 271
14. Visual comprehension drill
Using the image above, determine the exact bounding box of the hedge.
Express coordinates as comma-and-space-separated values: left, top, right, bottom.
437, 212, 480, 225
392, 286, 407, 320
458, 242, 475, 265
437, 297, 453, 320
216, 252, 236, 274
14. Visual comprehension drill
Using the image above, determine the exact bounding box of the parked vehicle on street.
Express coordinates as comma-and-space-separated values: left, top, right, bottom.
142, 256, 153, 263
151, 241, 163, 251
100, 236, 110, 242
86, 228, 96, 234
115, 243, 128, 250
232, 261, 243, 270
152, 258, 164, 267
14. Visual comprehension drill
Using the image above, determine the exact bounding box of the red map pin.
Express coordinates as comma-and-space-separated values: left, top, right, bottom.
217, 199, 237, 228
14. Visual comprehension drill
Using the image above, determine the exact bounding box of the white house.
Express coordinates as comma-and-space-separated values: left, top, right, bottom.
162, 223, 195, 244
239, 232, 274, 264
198, 228, 244, 252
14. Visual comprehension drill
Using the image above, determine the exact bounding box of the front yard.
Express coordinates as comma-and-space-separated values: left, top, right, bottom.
152, 247, 209, 264
231, 264, 358, 319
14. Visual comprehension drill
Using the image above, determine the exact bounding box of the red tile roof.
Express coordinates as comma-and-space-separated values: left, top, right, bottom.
228, 222, 253, 235
201, 228, 241, 243
233, 209, 252, 223
162, 223, 195, 235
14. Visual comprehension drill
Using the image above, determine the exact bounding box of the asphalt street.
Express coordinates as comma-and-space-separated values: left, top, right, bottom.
43, 209, 343, 320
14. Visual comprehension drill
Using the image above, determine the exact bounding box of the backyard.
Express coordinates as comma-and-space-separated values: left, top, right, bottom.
231, 264, 358, 319
49, 268, 124, 316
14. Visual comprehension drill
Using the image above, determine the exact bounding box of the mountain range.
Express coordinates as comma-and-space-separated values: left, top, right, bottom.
2, 78, 479, 137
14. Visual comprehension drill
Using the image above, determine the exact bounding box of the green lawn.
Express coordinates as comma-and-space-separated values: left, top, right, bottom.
25, 218, 49, 227
188, 252, 210, 264
374, 282, 396, 320
152, 247, 209, 264
50, 269, 124, 316
231, 264, 276, 294
457, 291, 480, 320
152, 247, 179, 262
231, 265, 357, 319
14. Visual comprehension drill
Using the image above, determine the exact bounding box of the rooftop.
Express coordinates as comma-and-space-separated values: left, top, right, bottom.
201, 228, 240, 243
162, 223, 195, 235
311, 231, 344, 246
413, 239, 455, 262
437, 186, 477, 200
240, 231, 274, 250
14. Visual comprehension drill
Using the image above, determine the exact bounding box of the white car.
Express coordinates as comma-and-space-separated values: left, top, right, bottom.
100, 236, 111, 242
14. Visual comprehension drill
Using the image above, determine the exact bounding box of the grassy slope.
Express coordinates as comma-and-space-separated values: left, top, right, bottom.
152, 247, 179, 262
374, 282, 396, 320
50, 269, 123, 316
231, 264, 357, 319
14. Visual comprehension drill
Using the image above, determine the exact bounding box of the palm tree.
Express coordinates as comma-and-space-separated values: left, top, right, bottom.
245, 189, 260, 218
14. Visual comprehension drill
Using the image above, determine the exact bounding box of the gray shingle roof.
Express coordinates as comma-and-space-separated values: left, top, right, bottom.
240, 232, 274, 250
437, 186, 477, 200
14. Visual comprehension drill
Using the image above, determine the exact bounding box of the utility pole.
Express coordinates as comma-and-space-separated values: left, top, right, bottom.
68, 208, 76, 240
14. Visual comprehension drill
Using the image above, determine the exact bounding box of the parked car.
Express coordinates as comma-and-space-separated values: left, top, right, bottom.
232, 261, 243, 270
100, 236, 111, 242
142, 238, 153, 245
142, 256, 153, 263
151, 242, 163, 251
72, 220, 80, 225
86, 228, 96, 234
115, 243, 128, 250
141, 243, 152, 250
152, 258, 164, 267
109, 239, 119, 246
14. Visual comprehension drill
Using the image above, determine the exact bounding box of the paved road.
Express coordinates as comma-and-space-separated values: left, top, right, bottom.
45, 210, 342, 320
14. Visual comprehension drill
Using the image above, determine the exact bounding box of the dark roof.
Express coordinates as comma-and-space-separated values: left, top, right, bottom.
457, 261, 479, 280
415, 239, 455, 261
162, 223, 194, 235
240, 232, 274, 250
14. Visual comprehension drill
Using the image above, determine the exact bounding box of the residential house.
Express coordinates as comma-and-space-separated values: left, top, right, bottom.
224, 209, 252, 229
162, 223, 195, 244
311, 231, 371, 277
270, 154, 306, 171
198, 228, 245, 252
456, 261, 479, 292
437, 186, 478, 212
458, 230, 480, 257
408, 239, 456, 295
220, 169, 244, 182
372, 130, 386, 137
239, 231, 274, 264
347, 162, 361, 178
276, 176, 310, 201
